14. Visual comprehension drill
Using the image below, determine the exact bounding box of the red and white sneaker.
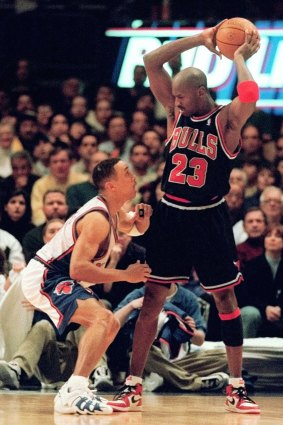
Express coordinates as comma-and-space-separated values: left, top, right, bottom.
225, 385, 260, 414
107, 377, 142, 412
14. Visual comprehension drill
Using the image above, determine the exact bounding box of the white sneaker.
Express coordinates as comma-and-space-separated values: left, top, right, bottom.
201, 372, 229, 391
91, 366, 114, 391
54, 382, 113, 415
143, 372, 164, 392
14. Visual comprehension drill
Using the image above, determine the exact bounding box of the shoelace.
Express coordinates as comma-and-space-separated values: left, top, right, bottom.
113, 385, 134, 401
233, 387, 255, 404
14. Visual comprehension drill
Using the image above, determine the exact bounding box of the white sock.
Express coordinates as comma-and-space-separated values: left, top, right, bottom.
67, 375, 89, 390
229, 377, 245, 388
126, 375, 143, 386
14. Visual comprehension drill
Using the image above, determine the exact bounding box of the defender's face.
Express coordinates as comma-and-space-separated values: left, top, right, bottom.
113, 161, 136, 200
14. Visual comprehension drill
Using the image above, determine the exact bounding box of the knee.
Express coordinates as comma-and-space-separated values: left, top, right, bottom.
96, 309, 120, 336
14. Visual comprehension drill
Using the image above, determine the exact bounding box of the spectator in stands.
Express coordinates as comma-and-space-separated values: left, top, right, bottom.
0, 151, 39, 203
240, 224, 283, 338
36, 103, 54, 136
30, 142, 87, 225
244, 162, 281, 211
129, 110, 150, 143
142, 129, 164, 172
234, 185, 283, 245
0, 88, 12, 120
238, 123, 263, 165
86, 99, 113, 140
22, 189, 68, 263
16, 113, 39, 156
275, 134, 283, 160
47, 113, 70, 145
0, 122, 23, 178
0, 189, 34, 244
98, 115, 135, 163
236, 207, 267, 270
128, 142, 157, 204
225, 183, 245, 227
68, 120, 89, 158
15, 93, 35, 115
241, 156, 260, 199
70, 133, 98, 175
69, 95, 88, 123
67, 150, 109, 214
229, 168, 248, 192
55, 77, 82, 116
32, 134, 53, 177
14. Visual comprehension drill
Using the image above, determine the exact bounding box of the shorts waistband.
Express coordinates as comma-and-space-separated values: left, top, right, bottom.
162, 193, 224, 210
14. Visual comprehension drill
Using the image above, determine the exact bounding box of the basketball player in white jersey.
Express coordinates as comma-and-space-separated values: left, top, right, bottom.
21, 158, 152, 415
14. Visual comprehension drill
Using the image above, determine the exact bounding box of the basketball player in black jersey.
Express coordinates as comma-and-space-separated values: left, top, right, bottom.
108, 22, 261, 414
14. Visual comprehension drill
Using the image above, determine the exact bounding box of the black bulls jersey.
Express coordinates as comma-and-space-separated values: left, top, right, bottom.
162, 106, 240, 204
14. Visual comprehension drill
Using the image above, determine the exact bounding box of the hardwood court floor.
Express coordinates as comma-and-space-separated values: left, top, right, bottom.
1, 390, 283, 425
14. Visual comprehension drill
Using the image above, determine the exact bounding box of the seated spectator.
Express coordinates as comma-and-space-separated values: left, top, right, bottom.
0, 122, 23, 178
68, 121, 90, 159
67, 150, 109, 214
30, 142, 87, 225
129, 110, 150, 144
233, 185, 283, 245
0, 150, 39, 204
0, 189, 34, 244
229, 168, 248, 192
237, 123, 264, 166
16, 113, 39, 156
142, 129, 164, 172
128, 142, 157, 205
241, 156, 260, 199
35, 103, 54, 136
47, 113, 70, 145
70, 133, 98, 175
0, 318, 82, 390
0, 218, 81, 390
240, 224, 283, 338
22, 189, 68, 263
236, 207, 267, 270
68, 95, 88, 124
92, 284, 228, 392
243, 163, 281, 211
225, 183, 245, 227
31, 134, 53, 176
85, 98, 113, 140
98, 115, 135, 163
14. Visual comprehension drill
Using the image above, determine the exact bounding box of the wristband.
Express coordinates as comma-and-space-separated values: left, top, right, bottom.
237, 81, 259, 103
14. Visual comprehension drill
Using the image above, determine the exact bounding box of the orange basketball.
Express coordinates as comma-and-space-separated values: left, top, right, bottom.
216, 17, 257, 60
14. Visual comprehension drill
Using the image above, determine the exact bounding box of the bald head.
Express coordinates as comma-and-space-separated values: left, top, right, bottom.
173, 67, 208, 89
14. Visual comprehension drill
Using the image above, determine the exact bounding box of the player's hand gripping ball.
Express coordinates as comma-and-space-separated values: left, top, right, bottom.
216, 17, 257, 60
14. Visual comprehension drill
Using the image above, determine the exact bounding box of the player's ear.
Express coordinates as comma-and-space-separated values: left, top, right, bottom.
198, 86, 206, 96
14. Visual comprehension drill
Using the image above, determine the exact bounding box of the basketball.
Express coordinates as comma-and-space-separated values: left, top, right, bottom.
216, 17, 257, 60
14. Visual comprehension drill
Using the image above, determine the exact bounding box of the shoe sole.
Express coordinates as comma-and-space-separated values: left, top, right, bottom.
107, 403, 142, 412
225, 405, 261, 414
54, 405, 113, 415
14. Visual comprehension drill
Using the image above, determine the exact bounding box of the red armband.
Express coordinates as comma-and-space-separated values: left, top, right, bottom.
237, 81, 259, 103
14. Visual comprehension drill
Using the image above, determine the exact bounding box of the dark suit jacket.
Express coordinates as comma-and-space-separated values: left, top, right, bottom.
240, 254, 283, 319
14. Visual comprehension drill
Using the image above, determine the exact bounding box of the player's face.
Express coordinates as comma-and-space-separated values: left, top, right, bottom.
113, 161, 136, 200
172, 81, 199, 117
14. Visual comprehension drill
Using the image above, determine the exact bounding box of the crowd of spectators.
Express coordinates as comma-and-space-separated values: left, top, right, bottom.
1, 56, 283, 393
